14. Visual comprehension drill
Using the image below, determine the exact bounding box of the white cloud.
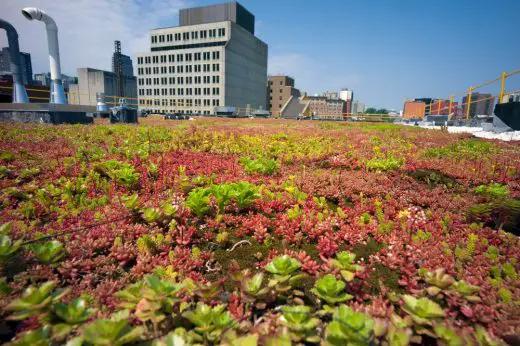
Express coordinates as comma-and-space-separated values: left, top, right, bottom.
0, 0, 190, 76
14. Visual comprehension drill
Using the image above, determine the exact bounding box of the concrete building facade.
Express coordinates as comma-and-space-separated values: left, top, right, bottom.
352, 100, 365, 114
268, 75, 300, 115
0, 47, 33, 85
68, 67, 137, 107
136, 2, 267, 115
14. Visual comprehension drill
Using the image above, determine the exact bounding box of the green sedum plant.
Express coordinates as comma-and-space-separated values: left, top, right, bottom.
325, 305, 374, 346
328, 251, 362, 282
52, 298, 96, 338
30, 240, 65, 264
4, 281, 68, 322
182, 303, 238, 343
280, 305, 320, 343
265, 255, 305, 293
401, 295, 445, 326
7, 326, 51, 346
240, 156, 279, 176
79, 318, 144, 346
311, 274, 353, 306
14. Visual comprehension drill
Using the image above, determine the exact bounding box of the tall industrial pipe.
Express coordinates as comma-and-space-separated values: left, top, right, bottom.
0, 19, 29, 103
21, 7, 66, 104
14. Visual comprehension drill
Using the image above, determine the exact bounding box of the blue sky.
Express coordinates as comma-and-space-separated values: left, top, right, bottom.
184, 0, 520, 110
2, 0, 519, 110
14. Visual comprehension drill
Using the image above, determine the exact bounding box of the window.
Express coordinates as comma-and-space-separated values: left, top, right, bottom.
185, 53, 192, 61
175, 33, 181, 41
195, 76, 201, 84
218, 28, 225, 37
194, 53, 201, 61
195, 65, 201, 73
169, 77, 175, 84
177, 66, 183, 73
176, 54, 183, 62
169, 54, 174, 62
212, 63, 220, 72
212, 75, 220, 83
186, 65, 192, 73
191, 31, 198, 39
209, 29, 216, 38
279, 96, 282, 100
183, 32, 189, 40
203, 52, 210, 60
212, 51, 220, 60
151, 36, 157, 44
168, 66, 174, 73
186, 77, 192, 84
200, 30, 207, 39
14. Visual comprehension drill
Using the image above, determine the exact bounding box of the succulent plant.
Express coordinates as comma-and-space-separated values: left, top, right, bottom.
433, 323, 464, 346
30, 240, 65, 264
4, 281, 68, 322
328, 251, 362, 282
326, 305, 374, 346
265, 255, 301, 278
0, 234, 22, 263
311, 274, 353, 306
182, 303, 238, 343
81, 318, 144, 346
401, 295, 445, 326
265, 255, 305, 293
7, 326, 51, 346
280, 305, 320, 343
52, 298, 96, 337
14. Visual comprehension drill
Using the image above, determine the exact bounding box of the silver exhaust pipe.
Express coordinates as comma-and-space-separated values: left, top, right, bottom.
21, 7, 66, 104
0, 19, 29, 103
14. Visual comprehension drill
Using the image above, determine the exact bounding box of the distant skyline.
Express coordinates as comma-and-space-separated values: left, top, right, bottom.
1, 0, 519, 110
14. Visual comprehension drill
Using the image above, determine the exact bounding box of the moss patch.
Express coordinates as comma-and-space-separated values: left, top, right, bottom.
367, 263, 402, 295
351, 237, 383, 261
408, 169, 456, 189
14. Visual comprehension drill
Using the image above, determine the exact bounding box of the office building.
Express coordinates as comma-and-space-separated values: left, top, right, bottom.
268, 75, 300, 115
112, 53, 134, 77
136, 2, 268, 115
462, 92, 495, 117
0, 47, 33, 85
68, 67, 137, 106
339, 89, 354, 115
352, 100, 365, 114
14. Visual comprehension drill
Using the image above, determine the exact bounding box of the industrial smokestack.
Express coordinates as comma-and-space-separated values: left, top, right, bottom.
0, 19, 29, 103
21, 7, 66, 104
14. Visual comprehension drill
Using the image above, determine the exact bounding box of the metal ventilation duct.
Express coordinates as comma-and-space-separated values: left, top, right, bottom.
0, 18, 29, 103
21, 7, 66, 104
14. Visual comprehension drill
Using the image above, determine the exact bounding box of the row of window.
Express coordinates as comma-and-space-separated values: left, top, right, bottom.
138, 75, 220, 86
137, 51, 220, 65
139, 99, 220, 107
137, 63, 220, 75
138, 87, 220, 96
151, 28, 226, 44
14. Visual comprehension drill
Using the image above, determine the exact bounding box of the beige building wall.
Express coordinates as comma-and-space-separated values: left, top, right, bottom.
268, 75, 300, 116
